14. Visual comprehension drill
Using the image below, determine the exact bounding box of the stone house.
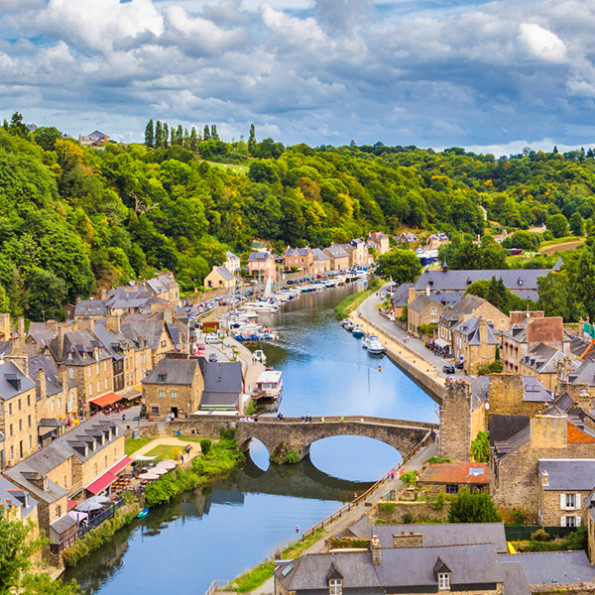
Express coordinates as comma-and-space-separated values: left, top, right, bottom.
0, 475, 39, 533
519, 343, 566, 392
417, 461, 489, 497
396, 232, 418, 245
0, 360, 39, 468
436, 294, 509, 347
78, 130, 109, 146
225, 251, 241, 273
451, 317, 500, 374
426, 233, 449, 250
311, 248, 331, 276
538, 459, 595, 527
142, 358, 203, 419
407, 294, 445, 337
490, 411, 595, 522
367, 231, 390, 255
120, 318, 178, 368
198, 359, 244, 412
501, 312, 564, 374
284, 247, 313, 272
390, 283, 413, 321
485, 375, 553, 417
143, 271, 180, 306
248, 251, 276, 278
323, 245, 350, 271
204, 265, 236, 290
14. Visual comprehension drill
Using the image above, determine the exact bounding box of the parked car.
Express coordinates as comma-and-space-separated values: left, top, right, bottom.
443, 364, 455, 374
455, 361, 464, 369
196, 343, 206, 351
208, 353, 218, 362
205, 335, 222, 344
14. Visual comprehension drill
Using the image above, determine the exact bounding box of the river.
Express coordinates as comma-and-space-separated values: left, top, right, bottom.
64, 283, 438, 594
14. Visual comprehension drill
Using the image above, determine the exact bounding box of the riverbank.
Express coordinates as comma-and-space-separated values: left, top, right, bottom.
334, 277, 382, 320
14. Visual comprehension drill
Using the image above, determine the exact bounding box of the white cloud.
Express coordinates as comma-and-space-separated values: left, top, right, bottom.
517, 23, 567, 64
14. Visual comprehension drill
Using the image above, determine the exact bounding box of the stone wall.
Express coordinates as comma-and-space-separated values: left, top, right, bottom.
487, 375, 542, 417
439, 382, 471, 461
531, 584, 595, 594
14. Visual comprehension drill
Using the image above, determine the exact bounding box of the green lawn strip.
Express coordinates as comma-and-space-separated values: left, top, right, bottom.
176, 435, 212, 444
282, 527, 327, 559
145, 444, 185, 461
335, 278, 382, 320
125, 437, 153, 455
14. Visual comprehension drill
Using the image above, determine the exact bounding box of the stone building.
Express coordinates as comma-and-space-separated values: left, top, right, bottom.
417, 461, 489, 497
367, 231, 390, 255
451, 317, 500, 374
248, 251, 276, 279
142, 358, 203, 419
143, 271, 180, 306
407, 294, 445, 337
323, 245, 350, 271
519, 343, 566, 392
311, 248, 331, 276
485, 375, 553, 417
204, 265, 236, 290
284, 247, 313, 272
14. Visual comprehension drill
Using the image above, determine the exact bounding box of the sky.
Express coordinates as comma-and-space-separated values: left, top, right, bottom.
0, 0, 594, 155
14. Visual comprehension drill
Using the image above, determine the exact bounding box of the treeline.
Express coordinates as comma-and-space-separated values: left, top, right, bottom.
4, 111, 595, 321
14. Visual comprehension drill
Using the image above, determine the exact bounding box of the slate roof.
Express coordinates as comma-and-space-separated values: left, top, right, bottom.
28, 354, 75, 397
74, 299, 109, 317
439, 294, 488, 325
285, 248, 311, 257
47, 329, 112, 366
0, 361, 36, 400
120, 319, 170, 351
414, 268, 550, 300
0, 476, 37, 517
142, 358, 199, 386
451, 317, 500, 346
500, 551, 595, 586
145, 273, 178, 295
566, 361, 595, 386
324, 245, 349, 259
212, 266, 235, 281
500, 563, 531, 595
539, 459, 595, 491
521, 377, 553, 403
50, 514, 77, 535
344, 517, 507, 553
408, 294, 443, 313
198, 360, 243, 408
226, 251, 238, 260
248, 251, 272, 262
488, 414, 530, 445
311, 248, 330, 261
521, 343, 565, 375
391, 283, 413, 308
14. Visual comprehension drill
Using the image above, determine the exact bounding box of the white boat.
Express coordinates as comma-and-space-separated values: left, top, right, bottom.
242, 300, 280, 313
362, 334, 370, 349
253, 349, 267, 364
251, 370, 283, 402
341, 319, 355, 332
367, 335, 385, 355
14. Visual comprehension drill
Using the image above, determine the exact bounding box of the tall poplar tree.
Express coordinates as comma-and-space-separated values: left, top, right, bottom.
154, 120, 164, 148
189, 127, 198, 151
248, 123, 256, 155
163, 123, 169, 148
144, 119, 154, 148
203, 125, 210, 141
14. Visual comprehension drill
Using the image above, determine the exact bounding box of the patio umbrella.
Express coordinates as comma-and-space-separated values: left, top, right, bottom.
75, 499, 104, 512
156, 460, 176, 470
138, 472, 160, 480
90, 495, 111, 505
150, 466, 168, 475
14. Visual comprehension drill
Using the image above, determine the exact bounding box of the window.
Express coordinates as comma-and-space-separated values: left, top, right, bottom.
69, 367, 74, 379
438, 573, 450, 590
159, 390, 165, 399
18, 399, 21, 411
161, 340, 166, 348
563, 516, 579, 528
329, 579, 342, 595
89, 384, 93, 396
9, 424, 13, 437
8, 403, 11, 415
56, 505, 62, 517
151, 406, 159, 414
97, 380, 100, 393
58, 397, 62, 408
104, 361, 107, 371
88, 367, 92, 377
28, 436, 31, 449
96, 363, 100, 374
27, 415, 31, 428
18, 419, 22, 432
561, 493, 579, 510
50, 400, 55, 411
105, 378, 108, 390
171, 390, 177, 400
157, 374, 166, 382
27, 395, 30, 407
446, 484, 458, 494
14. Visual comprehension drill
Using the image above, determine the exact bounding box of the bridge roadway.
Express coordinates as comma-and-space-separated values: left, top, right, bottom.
169, 414, 438, 462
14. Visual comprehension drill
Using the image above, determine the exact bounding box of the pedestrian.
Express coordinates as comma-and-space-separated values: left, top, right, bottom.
122, 413, 126, 421
390, 471, 395, 480
321, 416, 325, 423
360, 417, 364, 423
340, 416, 344, 422
181, 454, 184, 463
295, 525, 299, 533
354, 492, 358, 499
431, 430, 436, 442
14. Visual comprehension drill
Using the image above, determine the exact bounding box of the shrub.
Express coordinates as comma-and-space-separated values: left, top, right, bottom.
470, 431, 489, 463
378, 502, 395, 514
433, 491, 446, 510
402, 512, 414, 524
565, 525, 588, 550
200, 439, 212, 456
427, 457, 451, 464
400, 470, 418, 485
448, 488, 501, 523
531, 528, 550, 542
283, 449, 300, 464
511, 509, 526, 525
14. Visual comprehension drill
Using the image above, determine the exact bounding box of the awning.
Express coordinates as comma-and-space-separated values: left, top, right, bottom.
118, 387, 142, 401
86, 472, 116, 495
68, 499, 77, 511
434, 338, 449, 348
89, 392, 122, 408
109, 456, 132, 475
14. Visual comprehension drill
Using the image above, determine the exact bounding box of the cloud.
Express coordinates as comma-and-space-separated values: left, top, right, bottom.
517, 23, 567, 63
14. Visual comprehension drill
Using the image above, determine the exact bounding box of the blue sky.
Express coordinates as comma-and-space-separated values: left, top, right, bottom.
0, 0, 593, 155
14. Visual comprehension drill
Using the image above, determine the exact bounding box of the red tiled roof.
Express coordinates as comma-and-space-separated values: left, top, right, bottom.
567, 422, 595, 444
89, 392, 122, 408
109, 456, 132, 475
419, 461, 489, 485
86, 472, 116, 495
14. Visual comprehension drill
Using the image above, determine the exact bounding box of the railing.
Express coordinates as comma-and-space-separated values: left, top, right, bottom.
204, 579, 231, 595
78, 497, 124, 538
301, 430, 435, 539
68, 480, 83, 496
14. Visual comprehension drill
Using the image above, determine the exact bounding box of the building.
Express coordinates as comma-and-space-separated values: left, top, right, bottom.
311, 248, 331, 276
323, 245, 350, 271
451, 317, 500, 374
225, 251, 241, 273
367, 231, 390, 255
78, 130, 109, 146
426, 233, 449, 250
538, 459, 595, 527
248, 251, 276, 279
284, 247, 313, 272
120, 318, 178, 368
520, 343, 567, 392
198, 360, 244, 412
417, 461, 489, 497
395, 232, 418, 245
204, 265, 236, 290
407, 294, 445, 337
142, 358, 203, 419
142, 272, 180, 306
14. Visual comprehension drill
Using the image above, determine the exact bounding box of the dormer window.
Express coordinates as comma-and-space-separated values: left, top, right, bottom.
157, 373, 166, 383
329, 579, 342, 595
438, 573, 450, 590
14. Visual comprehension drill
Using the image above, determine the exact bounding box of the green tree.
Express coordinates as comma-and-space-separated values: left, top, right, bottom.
144, 119, 154, 148
569, 212, 584, 236
211, 124, 219, 141
154, 121, 164, 149
546, 213, 570, 238
248, 123, 256, 155
162, 123, 169, 148
203, 125, 210, 141
32, 126, 62, 151
502, 230, 540, 251
448, 488, 501, 523
176, 125, 183, 146
8, 112, 29, 139
189, 127, 198, 152
470, 431, 490, 462
486, 277, 507, 311
375, 249, 422, 284
24, 268, 68, 321
575, 248, 595, 321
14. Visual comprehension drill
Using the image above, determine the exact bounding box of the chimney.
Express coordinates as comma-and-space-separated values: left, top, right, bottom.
61, 369, 69, 393
7, 355, 28, 377
425, 285, 430, 297
36, 368, 47, 401
578, 387, 591, 412
46, 320, 59, 333
408, 287, 416, 303
0, 313, 10, 341
541, 470, 549, 487
442, 260, 448, 272
101, 288, 107, 300
530, 413, 567, 449
392, 532, 423, 548
478, 317, 488, 342
106, 314, 121, 334
370, 535, 381, 565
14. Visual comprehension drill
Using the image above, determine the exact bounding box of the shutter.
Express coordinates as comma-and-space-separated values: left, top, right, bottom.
560, 494, 566, 509
576, 494, 581, 510
577, 516, 582, 527
561, 516, 566, 527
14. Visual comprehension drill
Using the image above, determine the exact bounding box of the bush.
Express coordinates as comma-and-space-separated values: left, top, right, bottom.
400, 470, 418, 485
427, 457, 451, 464
402, 512, 414, 524
511, 509, 526, 525
531, 528, 550, 542
565, 525, 588, 550
448, 488, 501, 523
200, 439, 212, 456
470, 431, 489, 463
283, 449, 300, 464
378, 502, 395, 514
433, 491, 446, 510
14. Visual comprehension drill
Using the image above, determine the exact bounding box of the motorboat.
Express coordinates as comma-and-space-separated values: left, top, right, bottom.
352, 326, 364, 338
341, 319, 355, 332
253, 349, 267, 364
367, 335, 386, 355
251, 370, 283, 403
362, 334, 370, 349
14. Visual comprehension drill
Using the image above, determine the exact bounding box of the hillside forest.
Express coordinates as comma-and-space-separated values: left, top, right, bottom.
3, 112, 595, 321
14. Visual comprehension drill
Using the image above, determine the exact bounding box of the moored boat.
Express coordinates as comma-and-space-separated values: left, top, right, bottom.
251, 370, 283, 403
367, 335, 385, 355
352, 325, 364, 338
137, 508, 149, 519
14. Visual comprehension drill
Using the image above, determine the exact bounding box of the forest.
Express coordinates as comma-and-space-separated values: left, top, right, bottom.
3, 112, 595, 321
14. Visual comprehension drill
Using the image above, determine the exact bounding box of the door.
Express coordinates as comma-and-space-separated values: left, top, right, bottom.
171, 407, 178, 418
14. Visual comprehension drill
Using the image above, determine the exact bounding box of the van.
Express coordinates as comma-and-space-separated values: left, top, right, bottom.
205, 335, 222, 344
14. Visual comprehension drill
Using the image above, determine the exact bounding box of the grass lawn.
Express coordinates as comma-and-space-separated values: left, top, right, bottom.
177, 435, 209, 444
125, 437, 153, 456
145, 444, 185, 460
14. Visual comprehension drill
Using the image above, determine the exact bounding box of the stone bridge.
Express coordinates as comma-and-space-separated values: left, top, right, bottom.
168, 415, 438, 463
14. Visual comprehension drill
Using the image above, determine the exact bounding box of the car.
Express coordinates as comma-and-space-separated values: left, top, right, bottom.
205, 335, 222, 344
443, 364, 455, 374
196, 343, 206, 351
208, 353, 218, 362
455, 361, 464, 369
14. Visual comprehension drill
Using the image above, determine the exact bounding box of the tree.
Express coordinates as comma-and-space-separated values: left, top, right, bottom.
8, 112, 29, 139
537, 270, 578, 321
211, 124, 219, 141
375, 249, 422, 284
24, 268, 67, 322
470, 431, 489, 462
546, 213, 570, 239
176, 125, 183, 146
248, 123, 256, 155
569, 212, 584, 236
448, 488, 501, 523
189, 127, 198, 152
162, 123, 169, 148
32, 127, 62, 151
575, 248, 595, 322
486, 276, 507, 312
144, 119, 154, 148
203, 125, 210, 141
154, 121, 164, 149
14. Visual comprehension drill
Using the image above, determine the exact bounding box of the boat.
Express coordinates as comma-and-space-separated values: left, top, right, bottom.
362, 334, 370, 349
352, 326, 364, 338
367, 335, 386, 355
137, 508, 149, 519
341, 320, 355, 332
251, 370, 283, 403
253, 349, 267, 364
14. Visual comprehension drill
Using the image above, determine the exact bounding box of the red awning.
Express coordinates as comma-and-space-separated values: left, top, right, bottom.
86, 472, 117, 495
89, 392, 122, 408
68, 499, 77, 510
109, 456, 132, 475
